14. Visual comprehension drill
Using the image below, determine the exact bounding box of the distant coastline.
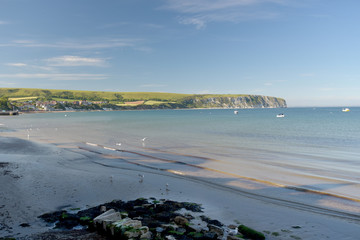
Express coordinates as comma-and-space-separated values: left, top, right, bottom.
0, 87, 287, 112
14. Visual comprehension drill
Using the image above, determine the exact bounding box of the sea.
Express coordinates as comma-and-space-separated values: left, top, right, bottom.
1, 107, 360, 206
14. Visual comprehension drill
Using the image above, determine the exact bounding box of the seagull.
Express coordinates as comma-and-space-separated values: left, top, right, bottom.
141, 137, 147, 142
26, 129, 30, 140
138, 174, 144, 183
227, 227, 238, 236
115, 143, 122, 146
165, 183, 169, 191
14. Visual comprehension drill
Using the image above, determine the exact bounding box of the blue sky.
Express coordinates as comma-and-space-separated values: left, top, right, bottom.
0, 0, 359, 107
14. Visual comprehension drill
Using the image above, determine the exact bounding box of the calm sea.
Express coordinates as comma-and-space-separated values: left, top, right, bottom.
1, 107, 360, 200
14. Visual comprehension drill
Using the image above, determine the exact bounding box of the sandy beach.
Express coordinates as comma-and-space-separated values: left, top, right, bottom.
1, 135, 360, 240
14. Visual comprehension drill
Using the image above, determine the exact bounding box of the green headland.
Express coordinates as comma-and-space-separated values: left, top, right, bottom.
0, 88, 286, 111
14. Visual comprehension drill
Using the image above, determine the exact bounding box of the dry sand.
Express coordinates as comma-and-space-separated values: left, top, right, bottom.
1, 136, 360, 239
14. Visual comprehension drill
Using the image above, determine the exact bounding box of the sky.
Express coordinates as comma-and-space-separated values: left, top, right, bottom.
0, 0, 359, 107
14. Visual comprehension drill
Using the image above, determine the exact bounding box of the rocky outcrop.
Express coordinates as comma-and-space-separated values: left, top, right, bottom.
185, 95, 286, 109
37, 198, 266, 240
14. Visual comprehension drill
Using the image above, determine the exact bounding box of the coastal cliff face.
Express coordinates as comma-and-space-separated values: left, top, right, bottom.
183, 95, 287, 109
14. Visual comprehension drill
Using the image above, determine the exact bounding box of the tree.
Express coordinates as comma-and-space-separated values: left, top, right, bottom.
0, 97, 12, 111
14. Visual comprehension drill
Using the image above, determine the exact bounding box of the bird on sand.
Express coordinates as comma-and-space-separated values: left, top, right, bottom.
138, 174, 144, 183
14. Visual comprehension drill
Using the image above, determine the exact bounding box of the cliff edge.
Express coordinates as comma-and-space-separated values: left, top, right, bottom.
181, 95, 287, 109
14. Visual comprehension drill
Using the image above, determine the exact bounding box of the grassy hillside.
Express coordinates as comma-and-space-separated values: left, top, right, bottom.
0, 88, 191, 102
0, 88, 286, 109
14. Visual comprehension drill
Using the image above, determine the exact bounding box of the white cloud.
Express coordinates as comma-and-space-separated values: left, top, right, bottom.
161, 0, 289, 28
178, 17, 206, 29
0, 21, 8, 25
6, 63, 27, 67
162, 0, 261, 13
0, 38, 139, 50
46, 56, 107, 67
0, 73, 107, 81
13, 40, 34, 44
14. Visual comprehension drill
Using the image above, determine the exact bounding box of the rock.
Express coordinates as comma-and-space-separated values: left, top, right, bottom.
107, 218, 143, 238
156, 227, 164, 233
28, 229, 107, 240
140, 231, 153, 239
37, 198, 265, 240
121, 212, 129, 218
166, 235, 177, 240
19, 223, 30, 227
124, 226, 149, 239
93, 209, 122, 230
161, 223, 178, 231
93, 209, 116, 223
176, 227, 187, 235
201, 216, 223, 227
237, 225, 265, 240
174, 216, 189, 227
55, 218, 80, 230
39, 210, 66, 223
124, 229, 141, 238
154, 212, 174, 222
113, 218, 142, 229
227, 235, 244, 240
208, 224, 224, 237
202, 232, 218, 240
186, 218, 208, 233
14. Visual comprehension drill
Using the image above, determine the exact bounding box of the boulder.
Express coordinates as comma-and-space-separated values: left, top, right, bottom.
174, 216, 189, 227
111, 218, 143, 237
124, 229, 141, 239
140, 230, 153, 239
156, 227, 164, 233
202, 232, 218, 240
140, 231, 152, 239
93, 210, 122, 231
165, 235, 177, 240
208, 224, 224, 237
237, 225, 265, 240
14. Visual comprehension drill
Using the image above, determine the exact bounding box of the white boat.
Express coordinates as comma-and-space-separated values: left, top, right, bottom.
276, 113, 285, 118
234, 110, 238, 115
342, 108, 350, 112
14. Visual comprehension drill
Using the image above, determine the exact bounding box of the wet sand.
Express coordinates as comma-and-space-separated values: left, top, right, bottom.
1, 136, 360, 239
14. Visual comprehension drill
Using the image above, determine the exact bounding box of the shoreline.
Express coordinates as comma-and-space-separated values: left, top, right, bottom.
1, 136, 360, 239
10, 105, 289, 115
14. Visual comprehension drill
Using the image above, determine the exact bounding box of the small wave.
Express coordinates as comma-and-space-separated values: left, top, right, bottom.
85, 142, 98, 147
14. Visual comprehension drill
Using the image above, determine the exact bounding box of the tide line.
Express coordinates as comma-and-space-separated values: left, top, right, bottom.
81, 141, 360, 204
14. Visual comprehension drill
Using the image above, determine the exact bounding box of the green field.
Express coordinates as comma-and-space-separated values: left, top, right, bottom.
9, 96, 39, 101
0, 88, 192, 102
